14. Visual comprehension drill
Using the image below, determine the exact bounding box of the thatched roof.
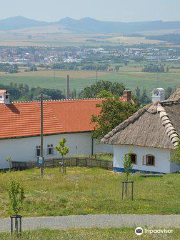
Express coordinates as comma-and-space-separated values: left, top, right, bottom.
102, 99, 180, 149
168, 88, 180, 101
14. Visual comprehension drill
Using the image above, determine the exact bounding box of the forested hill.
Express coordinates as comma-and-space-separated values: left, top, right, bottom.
0, 16, 49, 30
58, 18, 180, 33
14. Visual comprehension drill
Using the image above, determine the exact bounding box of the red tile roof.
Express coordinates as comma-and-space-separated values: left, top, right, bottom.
0, 99, 114, 140
0, 90, 8, 94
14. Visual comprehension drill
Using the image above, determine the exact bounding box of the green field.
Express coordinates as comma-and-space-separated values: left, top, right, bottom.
1, 228, 180, 240
0, 28, 164, 47
1, 167, 180, 218
0, 67, 180, 96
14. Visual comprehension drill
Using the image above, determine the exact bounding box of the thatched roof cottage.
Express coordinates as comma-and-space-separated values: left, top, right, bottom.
102, 89, 180, 174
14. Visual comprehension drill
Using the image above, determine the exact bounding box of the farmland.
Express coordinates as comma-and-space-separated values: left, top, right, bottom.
1, 167, 180, 218
1, 66, 180, 96
0, 28, 164, 47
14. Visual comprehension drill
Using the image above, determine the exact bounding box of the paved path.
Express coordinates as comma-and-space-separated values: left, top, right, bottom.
0, 214, 180, 232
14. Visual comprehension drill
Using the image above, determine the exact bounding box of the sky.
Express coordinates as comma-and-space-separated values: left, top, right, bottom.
0, 0, 179, 22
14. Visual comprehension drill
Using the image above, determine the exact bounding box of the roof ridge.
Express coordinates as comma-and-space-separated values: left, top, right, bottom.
157, 103, 179, 147
12, 98, 104, 104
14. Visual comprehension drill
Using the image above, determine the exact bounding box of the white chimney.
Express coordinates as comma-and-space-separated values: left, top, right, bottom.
0, 90, 10, 104
152, 88, 165, 102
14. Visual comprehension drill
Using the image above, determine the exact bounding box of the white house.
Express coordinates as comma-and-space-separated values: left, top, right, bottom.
0, 90, 135, 169
102, 89, 180, 174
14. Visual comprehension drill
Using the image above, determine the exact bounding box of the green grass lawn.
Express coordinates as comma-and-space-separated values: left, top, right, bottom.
1, 228, 180, 240
1, 167, 180, 218
1, 68, 180, 96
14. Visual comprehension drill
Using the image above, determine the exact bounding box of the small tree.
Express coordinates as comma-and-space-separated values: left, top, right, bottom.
124, 153, 132, 181
171, 140, 180, 164
56, 138, 69, 172
8, 181, 25, 216
122, 153, 133, 199
8, 181, 25, 234
6, 157, 12, 172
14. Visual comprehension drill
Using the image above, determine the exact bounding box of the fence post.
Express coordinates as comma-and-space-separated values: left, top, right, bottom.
106, 161, 108, 169
59, 161, 62, 172
64, 162, 66, 175
122, 182, 124, 199
132, 181, 134, 201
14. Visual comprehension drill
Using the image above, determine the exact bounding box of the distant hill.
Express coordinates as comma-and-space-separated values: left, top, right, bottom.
0, 16, 50, 30
58, 18, 180, 33
1, 16, 180, 33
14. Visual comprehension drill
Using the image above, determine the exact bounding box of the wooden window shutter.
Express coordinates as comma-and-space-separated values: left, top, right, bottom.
142, 156, 146, 165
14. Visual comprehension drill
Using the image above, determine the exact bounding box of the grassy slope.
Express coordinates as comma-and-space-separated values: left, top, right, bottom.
1, 228, 180, 240
0, 67, 180, 95
1, 168, 180, 218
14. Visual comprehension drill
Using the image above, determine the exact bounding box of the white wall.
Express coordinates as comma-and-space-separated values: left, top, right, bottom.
113, 145, 174, 173
93, 139, 113, 154
0, 132, 112, 169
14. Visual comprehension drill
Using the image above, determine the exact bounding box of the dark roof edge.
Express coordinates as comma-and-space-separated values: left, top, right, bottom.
0, 130, 92, 141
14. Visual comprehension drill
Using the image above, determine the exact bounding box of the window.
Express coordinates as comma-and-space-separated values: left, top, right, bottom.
146, 155, 155, 166
126, 153, 137, 165
130, 153, 137, 164
47, 144, 54, 155
36, 146, 41, 157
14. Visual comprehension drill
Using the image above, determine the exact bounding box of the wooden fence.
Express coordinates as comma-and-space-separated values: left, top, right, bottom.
12, 157, 113, 171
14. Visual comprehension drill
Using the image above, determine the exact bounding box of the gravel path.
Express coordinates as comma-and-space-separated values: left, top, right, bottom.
0, 214, 180, 232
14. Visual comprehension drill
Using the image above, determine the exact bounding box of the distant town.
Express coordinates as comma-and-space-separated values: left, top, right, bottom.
0, 45, 180, 66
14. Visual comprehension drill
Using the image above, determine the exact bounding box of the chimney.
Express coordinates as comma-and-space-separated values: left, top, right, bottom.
0, 90, 10, 104
67, 75, 71, 99
123, 90, 132, 102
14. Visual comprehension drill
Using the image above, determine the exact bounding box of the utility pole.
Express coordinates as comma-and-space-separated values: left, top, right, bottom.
54, 70, 56, 81
67, 75, 70, 99
40, 93, 44, 178
156, 72, 159, 88
96, 70, 98, 83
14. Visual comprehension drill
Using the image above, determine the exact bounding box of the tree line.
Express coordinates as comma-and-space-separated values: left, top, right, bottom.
0, 80, 174, 106
0, 63, 19, 74
142, 64, 168, 73
0, 83, 65, 102
51, 63, 121, 71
